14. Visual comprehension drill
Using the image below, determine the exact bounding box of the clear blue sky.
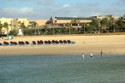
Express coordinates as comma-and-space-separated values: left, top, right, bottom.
0, 0, 125, 19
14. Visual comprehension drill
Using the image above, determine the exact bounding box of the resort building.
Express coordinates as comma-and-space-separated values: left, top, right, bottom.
0, 15, 121, 35
54, 17, 92, 28
0, 17, 13, 34
29, 20, 48, 27
91, 15, 119, 20
11, 19, 19, 31
17, 18, 29, 27
0, 16, 93, 35
29, 17, 92, 29
0, 17, 29, 34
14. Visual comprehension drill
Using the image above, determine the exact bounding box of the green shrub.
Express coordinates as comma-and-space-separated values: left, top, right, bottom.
9, 30, 18, 36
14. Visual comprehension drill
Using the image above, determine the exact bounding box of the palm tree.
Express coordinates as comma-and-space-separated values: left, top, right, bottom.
107, 15, 116, 32
65, 23, 72, 34
116, 17, 125, 31
3, 22, 9, 36
43, 25, 48, 35
100, 18, 109, 32
110, 18, 116, 32
20, 23, 26, 29
89, 18, 101, 34
45, 17, 55, 35
31, 22, 38, 35
91, 18, 101, 33
71, 19, 80, 27
0, 23, 2, 35
97, 19, 101, 33
32, 22, 37, 28
82, 23, 86, 34
46, 17, 53, 25
70, 19, 80, 34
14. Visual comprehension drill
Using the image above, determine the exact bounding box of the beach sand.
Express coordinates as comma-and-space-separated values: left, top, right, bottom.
0, 35, 125, 55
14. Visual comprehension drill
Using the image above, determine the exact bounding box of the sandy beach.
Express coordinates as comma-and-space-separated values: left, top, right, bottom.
0, 35, 125, 55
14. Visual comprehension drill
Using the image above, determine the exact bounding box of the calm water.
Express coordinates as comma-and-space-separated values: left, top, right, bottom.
0, 54, 125, 83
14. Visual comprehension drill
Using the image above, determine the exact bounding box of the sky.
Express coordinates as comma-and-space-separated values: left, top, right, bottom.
0, 0, 125, 20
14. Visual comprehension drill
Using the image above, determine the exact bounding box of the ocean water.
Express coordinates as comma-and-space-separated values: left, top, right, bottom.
0, 54, 125, 83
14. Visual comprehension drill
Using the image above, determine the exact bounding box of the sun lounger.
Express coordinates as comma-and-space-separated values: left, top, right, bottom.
67, 40, 71, 44
52, 40, 55, 44
37, 40, 43, 45
40, 40, 43, 44
10, 41, 17, 45
0, 43, 2, 46
0, 40, 76, 47
25, 41, 30, 45
18, 41, 25, 45
3, 41, 9, 45
63, 40, 67, 44
47, 40, 51, 44
59, 40, 63, 44
44, 41, 48, 44
32, 41, 36, 45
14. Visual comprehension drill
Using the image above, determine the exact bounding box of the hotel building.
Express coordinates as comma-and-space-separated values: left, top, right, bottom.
54, 17, 92, 28
0, 15, 121, 35
0, 18, 29, 34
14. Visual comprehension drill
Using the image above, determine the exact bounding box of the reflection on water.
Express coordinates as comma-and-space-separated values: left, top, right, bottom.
0, 54, 125, 83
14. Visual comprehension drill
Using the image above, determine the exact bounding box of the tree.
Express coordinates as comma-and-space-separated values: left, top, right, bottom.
0, 23, 3, 37
46, 17, 53, 25
9, 30, 18, 36
45, 17, 55, 35
81, 23, 87, 34
31, 22, 38, 35
3, 22, 9, 36
20, 23, 26, 29
116, 17, 125, 31
0, 23, 2, 35
85, 25, 96, 33
91, 18, 101, 33
100, 18, 109, 32
71, 19, 80, 26
44, 25, 48, 35
97, 19, 101, 33
65, 23, 72, 34
65, 19, 80, 34
31, 22, 37, 28
106, 15, 116, 32
110, 17, 116, 32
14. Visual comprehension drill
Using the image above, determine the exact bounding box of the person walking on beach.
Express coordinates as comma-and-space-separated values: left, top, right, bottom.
82, 53, 85, 60
90, 52, 93, 58
101, 50, 103, 58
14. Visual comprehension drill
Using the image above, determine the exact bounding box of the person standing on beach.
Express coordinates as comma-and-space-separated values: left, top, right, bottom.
82, 53, 84, 60
90, 52, 93, 58
101, 50, 103, 58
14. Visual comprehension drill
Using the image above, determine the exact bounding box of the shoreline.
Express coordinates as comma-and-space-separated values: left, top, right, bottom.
0, 35, 125, 55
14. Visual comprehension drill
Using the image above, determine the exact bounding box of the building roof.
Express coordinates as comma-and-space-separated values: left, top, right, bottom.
54, 20, 92, 24
45, 24, 64, 29
54, 20, 71, 24
55, 17, 92, 20
29, 20, 48, 26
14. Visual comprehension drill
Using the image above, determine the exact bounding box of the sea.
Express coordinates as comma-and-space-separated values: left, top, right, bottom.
0, 54, 125, 83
